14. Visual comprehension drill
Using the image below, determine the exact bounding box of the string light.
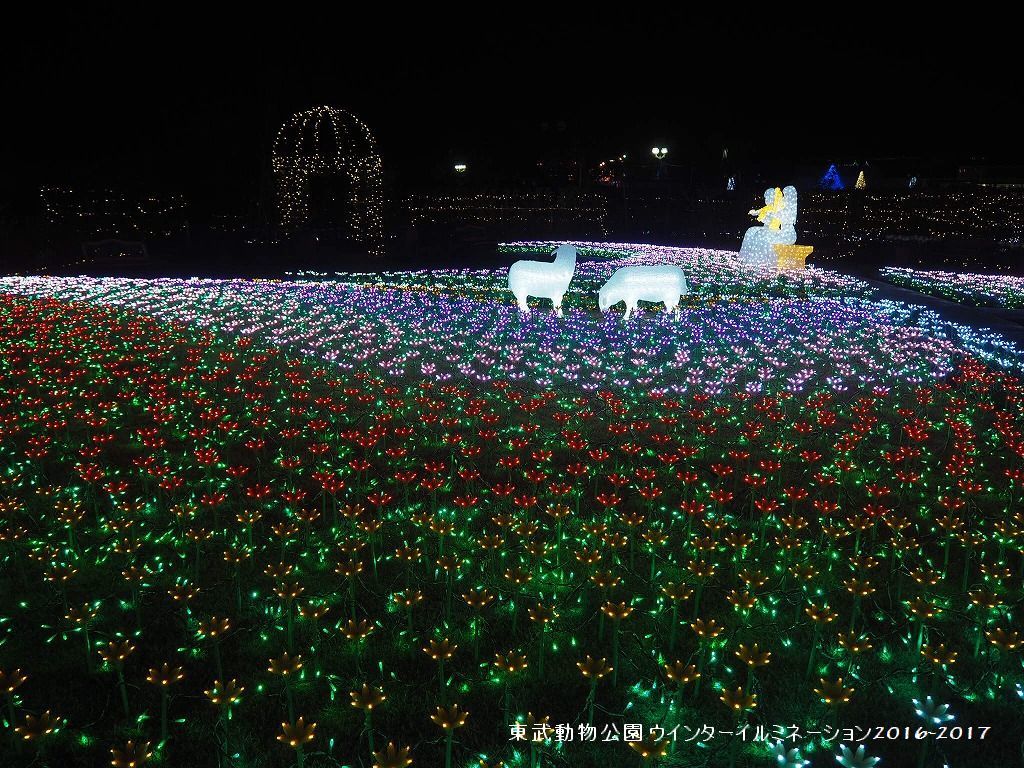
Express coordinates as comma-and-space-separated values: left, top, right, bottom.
40, 186, 187, 238
801, 189, 1024, 270
406, 192, 607, 234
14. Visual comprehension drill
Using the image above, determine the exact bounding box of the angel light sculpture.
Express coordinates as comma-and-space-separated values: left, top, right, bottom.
739, 186, 798, 267
508, 244, 577, 316
598, 266, 689, 321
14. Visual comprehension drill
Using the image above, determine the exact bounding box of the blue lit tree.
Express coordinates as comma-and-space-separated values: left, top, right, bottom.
819, 164, 845, 190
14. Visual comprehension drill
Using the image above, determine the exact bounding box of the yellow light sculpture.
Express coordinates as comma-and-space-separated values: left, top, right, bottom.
773, 244, 814, 270
753, 187, 785, 230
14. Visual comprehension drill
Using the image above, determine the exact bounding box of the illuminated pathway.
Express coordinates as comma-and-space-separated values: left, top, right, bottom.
871, 273, 1024, 347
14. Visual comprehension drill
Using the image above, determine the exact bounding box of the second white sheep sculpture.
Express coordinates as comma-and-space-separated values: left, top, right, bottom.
508, 244, 577, 317
598, 265, 690, 321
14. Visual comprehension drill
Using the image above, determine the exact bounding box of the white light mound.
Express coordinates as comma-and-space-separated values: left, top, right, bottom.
508, 244, 577, 317
739, 185, 798, 267
598, 265, 689, 321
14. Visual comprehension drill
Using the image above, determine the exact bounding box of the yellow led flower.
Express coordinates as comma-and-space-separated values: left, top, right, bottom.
145, 663, 185, 687
111, 740, 153, 768
430, 704, 469, 731
720, 687, 757, 712
576, 655, 612, 680
350, 684, 386, 711
373, 742, 413, 768
629, 734, 670, 761
277, 717, 316, 748
735, 643, 771, 668
267, 652, 303, 677
423, 638, 457, 661
14, 710, 63, 740
814, 677, 854, 706
204, 678, 245, 708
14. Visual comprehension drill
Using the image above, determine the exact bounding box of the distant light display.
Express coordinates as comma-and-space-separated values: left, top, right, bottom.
881, 267, 1024, 309
40, 186, 188, 239
406, 192, 607, 234
819, 165, 845, 191
799, 190, 1024, 272
272, 106, 384, 253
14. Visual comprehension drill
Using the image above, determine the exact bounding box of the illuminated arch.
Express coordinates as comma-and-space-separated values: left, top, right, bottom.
272, 106, 385, 252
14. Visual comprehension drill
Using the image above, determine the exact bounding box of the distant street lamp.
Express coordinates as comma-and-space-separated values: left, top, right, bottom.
651, 146, 668, 179
454, 163, 467, 174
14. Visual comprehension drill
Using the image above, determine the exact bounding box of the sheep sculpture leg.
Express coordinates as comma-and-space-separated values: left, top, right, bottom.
665, 293, 682, 318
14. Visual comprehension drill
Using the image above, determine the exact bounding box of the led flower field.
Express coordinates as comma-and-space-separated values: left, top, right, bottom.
880, 267, 1024, 310
297, 242, 875, 306
1, 247, 1024, 768
0, 271, 1019, 397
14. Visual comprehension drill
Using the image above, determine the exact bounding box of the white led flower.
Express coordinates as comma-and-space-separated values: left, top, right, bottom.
835, 744, 881, 768
912, 696, 955, 726
770, 739, 810, 768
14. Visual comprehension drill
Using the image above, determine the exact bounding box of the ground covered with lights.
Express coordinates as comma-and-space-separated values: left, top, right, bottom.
880, 267, 1024, 311
0, 243, 1023, 768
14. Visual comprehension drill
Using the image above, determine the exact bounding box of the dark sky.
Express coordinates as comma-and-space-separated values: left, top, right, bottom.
2, 8, 1020, 215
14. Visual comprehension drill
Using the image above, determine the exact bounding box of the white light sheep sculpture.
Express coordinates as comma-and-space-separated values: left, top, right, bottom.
598, 265, 689, 321
508, 244, 577, 316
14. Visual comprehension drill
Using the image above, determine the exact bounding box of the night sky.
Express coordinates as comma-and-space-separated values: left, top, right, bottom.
2, 9, 1019, 217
